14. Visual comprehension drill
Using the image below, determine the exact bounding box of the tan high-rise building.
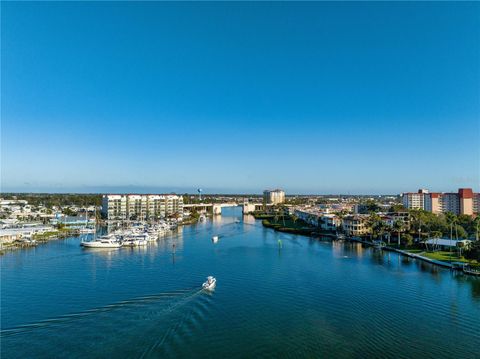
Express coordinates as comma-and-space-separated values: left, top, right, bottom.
459, 188, 474, 216
402, 191, 426, 210
402, 188, 478, 216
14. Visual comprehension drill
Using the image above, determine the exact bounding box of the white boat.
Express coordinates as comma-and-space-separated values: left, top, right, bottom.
212, 235, 219, 243
79, 228, 95, 234
81, 236, 121, 248
202, 276, 216, 291
136, 239, 148, 246
122, 236, 148, 247
146, 232, 157, 241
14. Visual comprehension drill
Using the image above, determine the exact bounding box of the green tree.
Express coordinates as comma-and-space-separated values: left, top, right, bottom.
403, 233, 414, 247
474, 216, 480, 242
393, 219, 405, 246
366, 213, 381, 240
389, 204, 406, 213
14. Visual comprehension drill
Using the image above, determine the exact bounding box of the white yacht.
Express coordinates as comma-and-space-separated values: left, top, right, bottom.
81, 235, 121, 248
212, 235, 219, 244
122, 235, 148, 247
79, 227, 95, 234
202, 276, 216, 291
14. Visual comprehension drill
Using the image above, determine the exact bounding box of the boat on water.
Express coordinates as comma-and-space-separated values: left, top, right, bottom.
122, 234, 149, 247
79, 228, 95, 234
202, 276, 216, 291
212, 235, 219, 243
122, 237, 148, 247
81, 236, 121, 248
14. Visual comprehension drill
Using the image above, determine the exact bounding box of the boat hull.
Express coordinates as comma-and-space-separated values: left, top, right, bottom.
81, 242, 121, 248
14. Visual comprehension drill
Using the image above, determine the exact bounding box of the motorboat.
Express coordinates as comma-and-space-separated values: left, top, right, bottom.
81, 236, 121, 248
79, 227, 95, 234
146, 232, 158, 241
122, 234, 148, 247
211, 235, 219, 244
202, 276, 216, 291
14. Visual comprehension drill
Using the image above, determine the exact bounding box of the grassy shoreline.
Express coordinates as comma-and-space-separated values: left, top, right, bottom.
257, 213, 480, 272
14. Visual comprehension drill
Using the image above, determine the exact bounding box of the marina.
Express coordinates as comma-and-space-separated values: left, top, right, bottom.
80, 221, 177, 248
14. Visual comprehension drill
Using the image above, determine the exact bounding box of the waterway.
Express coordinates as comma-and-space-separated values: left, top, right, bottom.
1, 207, 479, 358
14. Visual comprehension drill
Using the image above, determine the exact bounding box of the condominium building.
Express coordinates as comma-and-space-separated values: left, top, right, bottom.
263, 189, 285, 205
342, 215, 370, 236
402, 188, 478, 215
294, 208, 341, 231
102, 194, 183, 220
402, 191, 426, 210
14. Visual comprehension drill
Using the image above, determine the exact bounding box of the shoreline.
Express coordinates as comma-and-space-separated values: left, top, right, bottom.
259, 216, 480, 277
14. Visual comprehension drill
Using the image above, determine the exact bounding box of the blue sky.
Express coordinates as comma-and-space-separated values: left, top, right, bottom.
1, 2, 479, 194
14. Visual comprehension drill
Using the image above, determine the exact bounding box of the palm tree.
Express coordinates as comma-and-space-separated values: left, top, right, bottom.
430, 231, 443, 251
393, 219, 405, 246
367, 213, 381, 240
444, 212, 456, 240
335, 211, 347, 235
373, 221, 387, 242
474, 216, 480, 242
384, 222, 393, 245
409, 209, 425, 242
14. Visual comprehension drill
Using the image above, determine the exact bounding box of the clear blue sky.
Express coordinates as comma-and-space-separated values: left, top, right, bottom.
1, 2, 479, 194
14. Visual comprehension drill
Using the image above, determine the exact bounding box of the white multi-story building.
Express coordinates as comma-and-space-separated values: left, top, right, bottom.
263, 189, 285, 205
102, 194, 183, 220
293, 208, 341, 231
402, 189, 428, 210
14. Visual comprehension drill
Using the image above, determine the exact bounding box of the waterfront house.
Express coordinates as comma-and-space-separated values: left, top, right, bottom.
293, 208, 340, 231
342, 215, 370, 236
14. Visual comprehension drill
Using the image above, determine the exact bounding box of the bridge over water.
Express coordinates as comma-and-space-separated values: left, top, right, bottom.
183, 202, 273, 215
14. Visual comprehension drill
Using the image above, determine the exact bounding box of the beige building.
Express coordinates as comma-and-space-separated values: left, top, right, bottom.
263, 189, 285, 205
342, 215, 370, 236
102, 194, 183, 220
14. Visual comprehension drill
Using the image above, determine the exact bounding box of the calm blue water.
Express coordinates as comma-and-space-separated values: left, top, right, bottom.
2, 207, 480, 358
